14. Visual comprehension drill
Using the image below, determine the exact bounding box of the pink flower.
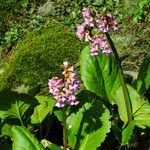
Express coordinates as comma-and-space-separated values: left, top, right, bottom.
76, 23, 86, 41
48, 62, 80, 108
76, 8, 119, 56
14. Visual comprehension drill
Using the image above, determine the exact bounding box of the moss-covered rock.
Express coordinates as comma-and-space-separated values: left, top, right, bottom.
0, 20, 85, 93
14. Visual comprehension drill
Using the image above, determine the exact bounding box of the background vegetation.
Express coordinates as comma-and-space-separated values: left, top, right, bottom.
0, 0, 149, 149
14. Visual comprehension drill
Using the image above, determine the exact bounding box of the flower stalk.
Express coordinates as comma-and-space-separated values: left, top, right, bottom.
105, 32, 132, 123
62, 108, 67, 150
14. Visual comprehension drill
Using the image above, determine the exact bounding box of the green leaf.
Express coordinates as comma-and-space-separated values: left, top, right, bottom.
80, 46, 120, 104
80, 46, 129, 122
0, 122, 12, 137
54, 110, 63, 122
30, 96, 55, 124
48, 143, 62, 150
133, 52, 150, 94
12, 125, 44, 150
121, 121, 135, 146
80, 46, 150, 126
133, 100, 150, 129
116, 85, 150, 128
67, 91, 111, 150
0, 89, 38, 122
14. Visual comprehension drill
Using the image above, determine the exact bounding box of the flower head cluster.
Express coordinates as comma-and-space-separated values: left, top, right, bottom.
76, 8, 119, 56
82, 8, 94, 27
76, 8, 94, 42
96, 13, 119, 33
48, 62, 79, 108
90, 35, 112, 56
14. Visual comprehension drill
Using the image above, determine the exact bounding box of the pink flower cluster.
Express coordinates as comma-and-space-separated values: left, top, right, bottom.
96, 13, 119, 33
76, 8, 119, 56
90, 35, 112, 56
48, 62, 79, 108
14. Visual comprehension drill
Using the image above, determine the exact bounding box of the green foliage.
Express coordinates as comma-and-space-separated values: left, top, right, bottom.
11, 125, 44, 150
67, 91, 111, 150
30, 96, 55, 124
133, 52, 150, 95
29, 15, 49, 30
80, 46, 120, 104
132, 98, 150, 129
115, 84, 149, 128
121, 121, 135, 146
1, 23, 22, 50
42, 0, 149, 33
80, 45, 150, 128
0, 0, 28, 34
0, 89, 38, 123
48, 144, 62, 150
0, 20, 85, 93
133, 0, 150, 23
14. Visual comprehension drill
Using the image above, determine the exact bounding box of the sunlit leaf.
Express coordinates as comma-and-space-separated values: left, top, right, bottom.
67, 91, 111, 150
80, 46, 128, 122
80, 46, 120, 104
121, 121, 135, 146
48, 143, 62, 150
80, 46, 150, 127
30, 96, 55, 124
116, 86, 150, 128
12, 126, 44, 150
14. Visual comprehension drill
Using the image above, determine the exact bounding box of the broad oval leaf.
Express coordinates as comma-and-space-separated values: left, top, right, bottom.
80, 46, 150, 127
67, 91, 111, 150
30, 96, 55, 124
116, 85, 150, 128
12, 125, 44, 150
80, 46, 120, 104
0, 89, 38, 122
80, 46, 129, 122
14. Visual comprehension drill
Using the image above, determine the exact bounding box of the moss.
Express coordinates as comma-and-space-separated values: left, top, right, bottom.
0, 20, 85, 93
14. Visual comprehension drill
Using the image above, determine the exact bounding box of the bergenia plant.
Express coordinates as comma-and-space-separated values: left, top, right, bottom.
75, 8, 149, 149
47, 8, 150, 150
1, 8, 149, 150
48, 61, 80, 150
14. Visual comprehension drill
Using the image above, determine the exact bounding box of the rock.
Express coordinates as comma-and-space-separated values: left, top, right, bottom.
0, 19, 85, 94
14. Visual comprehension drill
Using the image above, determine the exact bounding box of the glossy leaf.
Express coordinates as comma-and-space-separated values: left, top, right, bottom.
133, 52, 150, 94
80, 46, 150, 126
121, 121, 135, 146
80, 46, 128, 122
30, 96, 55, 124
12, 125, 44, 150
54, 110, 63, 122
0, 90, 38, 122
0, 122, 12, 137
67, 91, 111, 150
80, 46, 120, 104
133, 100, 150, 129
116, 85, 150, 128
